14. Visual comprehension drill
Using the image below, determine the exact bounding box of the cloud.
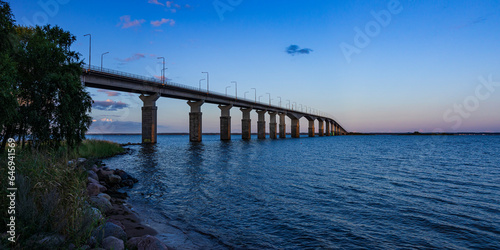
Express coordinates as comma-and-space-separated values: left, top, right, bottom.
117, 15, 145, 29
116, 53, 146, 63
286, 44, 313, 56
88, 120, 170, 134
151, 18, 175, 27
93, 99, 129, 111
97, 90, 121, 97
148, 0, 164, 6
166, 1, 172, 8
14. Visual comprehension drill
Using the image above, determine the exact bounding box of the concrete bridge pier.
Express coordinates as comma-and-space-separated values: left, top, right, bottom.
140, 93, 160, 144
257, 110, 267, 139
188, 100, 204, 142
325, 120, 331, 136
318, 119, 324, 137
268, 112, 277, 139
291, 118, 300, 138
307, 119, 315, 137
241, 107, 252, 140
279, 113, 287, 138
218, 104, 232, 141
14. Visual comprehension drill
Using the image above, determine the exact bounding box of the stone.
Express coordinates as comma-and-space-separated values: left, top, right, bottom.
88, 170, 99, 181
122, 179, 134, 188
87, 183, 101, 196
137, 235, 168, 250
91, 165, 99, 172
102, 236, 124, 250
97, 193, 111, 201
88, 177, 99, 185
89, 196, 112, 214
36, 234, 65, 247
108, 174, 122, 184
96, 183, 107, 193
78, 158, 87, 164
107, 219, 125, 230
97, 169, 114, 181
90, 207, 103, 222
92, 222, 127, 243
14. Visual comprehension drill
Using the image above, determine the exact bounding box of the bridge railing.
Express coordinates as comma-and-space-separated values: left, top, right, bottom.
82, 64, 341, 124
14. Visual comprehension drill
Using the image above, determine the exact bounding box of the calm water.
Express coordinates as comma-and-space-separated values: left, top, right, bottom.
89, 134, 500, 249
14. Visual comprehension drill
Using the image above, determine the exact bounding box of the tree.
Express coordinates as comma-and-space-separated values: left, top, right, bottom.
15, 25, 92, 148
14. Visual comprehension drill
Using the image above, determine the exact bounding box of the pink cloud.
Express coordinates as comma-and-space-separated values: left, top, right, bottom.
174, 4, 181, 9
170, 9, 177, 13
97, 90, 121, 96
116, 53, 146, 63
148, 0, 164, 6
118, 15, 145, 29
166, 1, 172, 8
151, 18, 175, 27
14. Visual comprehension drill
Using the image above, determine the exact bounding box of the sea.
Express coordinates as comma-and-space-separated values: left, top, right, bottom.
87, 134, 500, 249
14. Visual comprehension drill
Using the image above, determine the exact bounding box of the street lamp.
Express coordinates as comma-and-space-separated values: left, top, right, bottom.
100, 52, 109, 71
277, 96, 282, 107
157, 57, 165, 84
258, 95, 263, 103
231, 81, 237, 99
299, 104, 303, 112
286, 100, 290, 109
266, 93, 271, 106
199, 79, 205, 91
202, 72, 209, 93
251, 88, 256, 103
293, 102, 297, 110
225, 86, 231, 96
244, 91, 249, 99
84, 34, 91, 70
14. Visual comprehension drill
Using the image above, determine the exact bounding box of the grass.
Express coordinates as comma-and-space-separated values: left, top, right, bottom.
0, 139, 125, 248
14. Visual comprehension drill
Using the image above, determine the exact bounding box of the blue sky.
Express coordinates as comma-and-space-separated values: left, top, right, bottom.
11, 0, 500, 133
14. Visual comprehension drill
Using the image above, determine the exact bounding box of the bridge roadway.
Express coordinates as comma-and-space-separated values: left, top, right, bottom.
81, 65, 347, 143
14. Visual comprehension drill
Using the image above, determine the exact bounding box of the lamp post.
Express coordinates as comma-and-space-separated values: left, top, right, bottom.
244, 91, 249, 99
225, 86, 231, 96
84, 34, 91, 70
258, 95, 263, 103
266, 93, 271, 106
100, 52, 109, 71
293, 102, 297, 110
202, 72, 209, 93
157, 57, 165, 84
299, 104, 303, 112
277, 96, 282, 107
286, 100, 290, 109
199, 79, 205, 91
231, 81, 237, 99
251, 88, 256, 103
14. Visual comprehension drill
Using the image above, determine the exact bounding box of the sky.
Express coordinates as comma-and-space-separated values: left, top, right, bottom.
10, 0, 500, 133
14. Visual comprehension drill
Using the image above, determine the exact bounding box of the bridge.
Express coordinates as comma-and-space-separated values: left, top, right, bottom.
81, 65, 347, 143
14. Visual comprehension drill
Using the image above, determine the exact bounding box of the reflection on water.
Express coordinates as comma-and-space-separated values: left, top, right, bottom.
95, 135, 500, 249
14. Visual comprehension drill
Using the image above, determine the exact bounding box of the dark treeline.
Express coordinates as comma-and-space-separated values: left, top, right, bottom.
0, 1, 92, 151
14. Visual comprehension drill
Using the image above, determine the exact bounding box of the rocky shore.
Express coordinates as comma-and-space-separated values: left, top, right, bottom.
82, 158, 169, 250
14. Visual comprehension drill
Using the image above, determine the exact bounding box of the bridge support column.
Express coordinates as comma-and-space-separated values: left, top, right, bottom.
291, 118, 300, 138
308, 120, 315, 137
318, 120, 324, 137
241, 107, 252, 140
219, 104, 232, 141
256, 110, 267, 139
279, 113, 286, 138
140, 93, 160, 144
325, 121, 331, 136
188, 100, 204, 142
269, 112, 277, 139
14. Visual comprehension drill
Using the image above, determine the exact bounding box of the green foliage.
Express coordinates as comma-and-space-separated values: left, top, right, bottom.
1, 0, 93, 152
0, 140, 124, 248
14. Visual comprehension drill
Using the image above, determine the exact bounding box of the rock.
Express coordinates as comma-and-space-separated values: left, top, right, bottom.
134, 235, 168, 250
36, 234, 65, 247
80, 245, 91, 250
90, 207, 103, 222
122, 179, 134, 188
93, 222, 127, 243
96, 183, 107, 193
87, 236, 97, 248
78, 158, 87, 164
87, 183, 101, 196
88, 170, 99, 181
68, 160, 75, 166
88, 177, 99, 185
107, 219, 125, 230
91, 165, 99, 172
97, 169, 113, 181
114, 169, 129, 179
98, 193, 111, 201
108, 174, 122, 184
102, 236, 124, 250
126, 237, 141, 250
89, 196, 112, 213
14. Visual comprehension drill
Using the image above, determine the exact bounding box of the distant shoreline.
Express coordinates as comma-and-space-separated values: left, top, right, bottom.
87, 132, 500, 136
